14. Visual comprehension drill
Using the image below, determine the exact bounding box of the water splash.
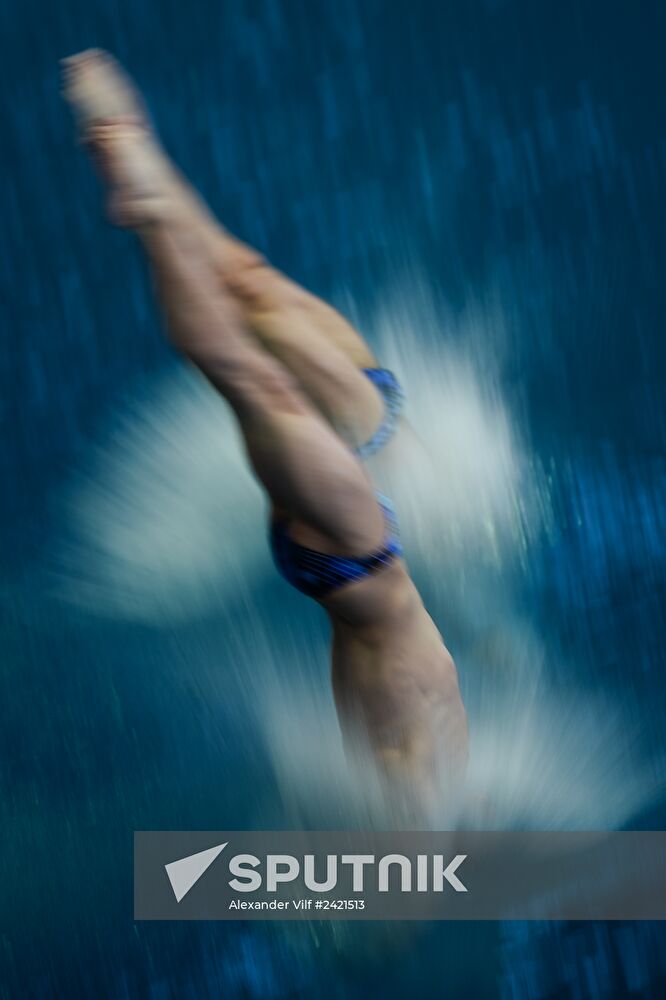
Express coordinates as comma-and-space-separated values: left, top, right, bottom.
50, 283, 662, 831
54, 368, 269, 620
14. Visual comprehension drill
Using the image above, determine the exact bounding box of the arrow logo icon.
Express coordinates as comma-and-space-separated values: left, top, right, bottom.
165, 842, 228, 902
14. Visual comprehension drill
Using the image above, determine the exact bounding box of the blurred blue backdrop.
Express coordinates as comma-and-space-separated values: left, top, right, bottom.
2, 0, 666, 996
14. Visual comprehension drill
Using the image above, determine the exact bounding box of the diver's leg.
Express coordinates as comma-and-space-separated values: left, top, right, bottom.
139, 221, 385, 553
221, 260, 386, 448
169, 220, 380, 373
61, 50, 385, 448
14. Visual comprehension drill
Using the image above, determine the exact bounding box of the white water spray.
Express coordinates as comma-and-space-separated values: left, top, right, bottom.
52, 282, 662, 830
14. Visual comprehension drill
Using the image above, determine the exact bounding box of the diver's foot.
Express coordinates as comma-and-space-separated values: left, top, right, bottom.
61, 48, 149, 131
80, 121, 182, 227
61, 49, 181, 226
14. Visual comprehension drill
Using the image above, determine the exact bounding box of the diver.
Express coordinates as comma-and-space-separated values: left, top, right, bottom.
61, 50, 468, 816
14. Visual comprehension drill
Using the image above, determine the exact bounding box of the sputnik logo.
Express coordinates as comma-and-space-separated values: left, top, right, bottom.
164, 842, 468, 901
165, 843, 228, 902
